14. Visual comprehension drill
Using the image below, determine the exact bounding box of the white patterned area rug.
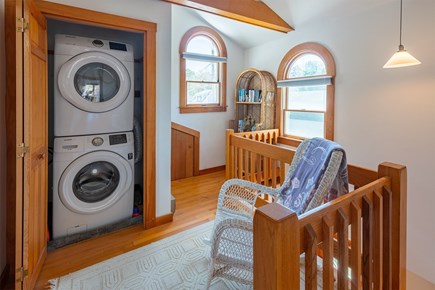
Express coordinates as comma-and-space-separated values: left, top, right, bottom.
49, 221, 250, 290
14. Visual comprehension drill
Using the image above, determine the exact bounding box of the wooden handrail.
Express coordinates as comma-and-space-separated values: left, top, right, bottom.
253, 163, 406, 290
225, 129, 379, 187
234, 128, 279, 144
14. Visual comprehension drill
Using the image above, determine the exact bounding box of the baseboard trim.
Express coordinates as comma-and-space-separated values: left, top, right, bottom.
199, 165, 226, 175
155, 213, 174, 226
0, 264, 9, 290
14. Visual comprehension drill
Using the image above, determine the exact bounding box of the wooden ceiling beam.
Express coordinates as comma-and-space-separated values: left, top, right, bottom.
162, 0, 294, 33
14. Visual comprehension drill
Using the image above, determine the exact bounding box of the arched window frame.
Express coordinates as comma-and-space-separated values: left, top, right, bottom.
179, 26, 227, 113
276, 42, 336, 146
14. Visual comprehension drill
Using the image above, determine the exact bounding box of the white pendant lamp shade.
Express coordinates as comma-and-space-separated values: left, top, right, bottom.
383, 0, 421, 69
383, 45, 421, 68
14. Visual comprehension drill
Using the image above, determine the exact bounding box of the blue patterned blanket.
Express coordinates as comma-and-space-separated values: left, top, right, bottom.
278, 138, 349, 214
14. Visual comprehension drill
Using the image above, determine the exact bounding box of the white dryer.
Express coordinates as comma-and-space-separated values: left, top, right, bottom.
54, 34, 134, 137
52, 132, 134, 239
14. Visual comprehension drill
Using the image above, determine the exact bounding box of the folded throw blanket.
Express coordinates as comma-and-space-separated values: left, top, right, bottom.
277, 137, 349, 214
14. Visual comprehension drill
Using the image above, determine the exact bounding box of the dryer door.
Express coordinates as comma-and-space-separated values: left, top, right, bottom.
58, 51, 131, 113
58, 150, 133, 214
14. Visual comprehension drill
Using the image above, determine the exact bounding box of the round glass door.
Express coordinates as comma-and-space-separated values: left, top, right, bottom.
58, 150, 132, 214
74, 63, 121, 103
58, 51, 131, 113
73, 161, 120, 203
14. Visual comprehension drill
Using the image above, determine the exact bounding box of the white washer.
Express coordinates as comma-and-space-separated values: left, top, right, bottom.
52, 132, 134, 239
54, 34, 134, 137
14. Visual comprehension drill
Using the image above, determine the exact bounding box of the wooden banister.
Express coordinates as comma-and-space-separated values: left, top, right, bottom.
253, 203, 300, 290
378, 163, 407, 290
225, 130, 406, 290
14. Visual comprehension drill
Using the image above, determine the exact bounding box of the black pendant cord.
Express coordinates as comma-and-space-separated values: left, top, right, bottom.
399, 0, 404, 50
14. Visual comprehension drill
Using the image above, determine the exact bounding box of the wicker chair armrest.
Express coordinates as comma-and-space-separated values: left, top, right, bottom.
210, 218, 254, 259
217, 179, 280, 216
220, 178, 280, 196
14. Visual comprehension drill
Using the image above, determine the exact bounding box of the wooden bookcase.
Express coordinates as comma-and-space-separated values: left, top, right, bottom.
233, 68, 277, 133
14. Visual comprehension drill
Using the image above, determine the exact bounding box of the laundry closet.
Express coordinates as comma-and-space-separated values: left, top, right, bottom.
47, 19, 145, 245
5, 2, 160, 286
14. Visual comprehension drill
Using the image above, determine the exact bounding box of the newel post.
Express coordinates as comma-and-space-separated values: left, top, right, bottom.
378, 162, 407, 290
253, 203, 300, 289
225, 129, 234, 179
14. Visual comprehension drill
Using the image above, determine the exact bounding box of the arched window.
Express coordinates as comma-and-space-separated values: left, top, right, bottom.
179, 26, 227, 113
277, 42, 335, 144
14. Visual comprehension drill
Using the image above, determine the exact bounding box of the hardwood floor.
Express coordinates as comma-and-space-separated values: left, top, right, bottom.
34, 170, 226, 289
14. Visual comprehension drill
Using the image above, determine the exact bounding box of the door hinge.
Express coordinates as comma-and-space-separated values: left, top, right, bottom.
16, 17, 29, 33
17, 143, 30, 158
16, 267, 29, 282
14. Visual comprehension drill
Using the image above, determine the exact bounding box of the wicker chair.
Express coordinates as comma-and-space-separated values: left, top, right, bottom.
207, 138, 345, 287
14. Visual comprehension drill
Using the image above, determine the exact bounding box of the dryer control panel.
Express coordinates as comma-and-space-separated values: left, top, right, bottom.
109, 134, 127, 145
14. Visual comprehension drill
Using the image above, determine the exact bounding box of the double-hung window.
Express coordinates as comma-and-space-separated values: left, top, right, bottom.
179, 26, 227, 113
277, 43, 336, 143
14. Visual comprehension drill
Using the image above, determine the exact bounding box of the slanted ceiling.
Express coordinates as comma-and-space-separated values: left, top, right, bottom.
161, 0, 294, 33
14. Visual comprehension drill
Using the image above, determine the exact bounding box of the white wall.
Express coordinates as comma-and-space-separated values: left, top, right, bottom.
245, 0, 435, 283
171, 6, 245, 170
0, 0, 7, 278
45, 0, 172, 216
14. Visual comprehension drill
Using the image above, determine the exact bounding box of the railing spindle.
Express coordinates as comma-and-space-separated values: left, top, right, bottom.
350, 201, 362, 290
244, 149, 249, 180
322, 217, 334, 290
304, 224, 318, 290
256, 154, 262, 183
279, 161, 286, 186
373, 190, 383, 289
362, 196, 373, 290
250, 151, 255, 182
337, 208, 349, 290
237, 147, 243, 179
264, 157, 270, 186
382, 187, 393, 290
271, 159, 277, 188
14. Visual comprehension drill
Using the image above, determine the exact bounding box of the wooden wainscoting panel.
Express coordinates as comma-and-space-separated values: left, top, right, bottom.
171, 123, 200, 180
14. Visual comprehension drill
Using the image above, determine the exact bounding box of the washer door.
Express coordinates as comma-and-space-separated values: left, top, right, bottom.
59, 151, 132, 214
58, 51, 131, 113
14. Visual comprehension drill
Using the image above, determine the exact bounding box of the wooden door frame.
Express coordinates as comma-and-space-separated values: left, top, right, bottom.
31, 1, 158, 228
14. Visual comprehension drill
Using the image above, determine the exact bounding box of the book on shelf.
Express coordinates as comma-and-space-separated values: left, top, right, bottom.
238, 120, 244, 132
237, 89, 263, 103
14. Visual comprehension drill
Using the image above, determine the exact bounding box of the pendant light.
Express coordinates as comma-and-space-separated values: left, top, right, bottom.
383, 0, 421, 68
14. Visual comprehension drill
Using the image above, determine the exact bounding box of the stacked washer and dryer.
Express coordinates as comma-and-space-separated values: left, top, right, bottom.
52, 34, 136, 239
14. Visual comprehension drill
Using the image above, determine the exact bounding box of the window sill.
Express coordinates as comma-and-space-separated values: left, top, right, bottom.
180, 106, 226, 114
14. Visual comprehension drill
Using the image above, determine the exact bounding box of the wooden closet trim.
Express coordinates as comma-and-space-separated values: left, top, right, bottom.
33, 0, 158, 229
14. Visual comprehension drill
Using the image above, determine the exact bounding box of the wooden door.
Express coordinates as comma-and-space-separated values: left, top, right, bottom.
22, 2, 48, 289
5, 0, 48, 288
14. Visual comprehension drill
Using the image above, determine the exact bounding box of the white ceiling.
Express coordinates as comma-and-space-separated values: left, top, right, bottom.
184, 0, 396, 49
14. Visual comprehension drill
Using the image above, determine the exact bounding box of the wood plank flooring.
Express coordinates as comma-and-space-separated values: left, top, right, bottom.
34, 170, 226, 289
